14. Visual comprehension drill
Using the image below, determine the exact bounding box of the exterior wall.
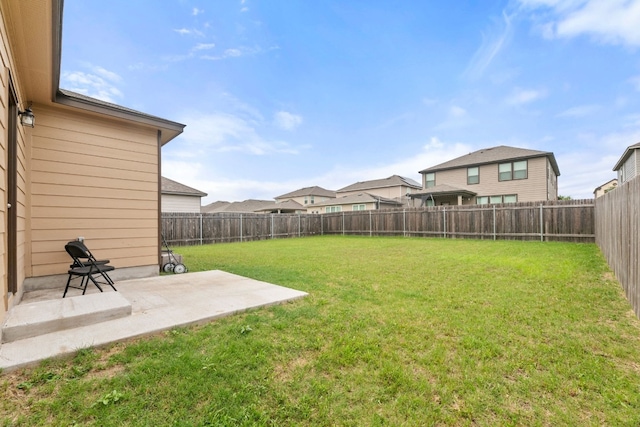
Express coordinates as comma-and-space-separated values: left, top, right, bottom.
310, 201, 377, 213
338, 185, 416, 206
277, 195, 333, 208
162, 194, 201, 213
0, 10, 29, 318
618, 150, 638, 184
28, 106, 161, 279
426, 156, 555, 203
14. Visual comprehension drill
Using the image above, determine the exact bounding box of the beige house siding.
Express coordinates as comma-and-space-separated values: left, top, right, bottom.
427, 157, 554, 203
311, 201, 377, 213
28, 106, 161, 277
0, 10, 29, 317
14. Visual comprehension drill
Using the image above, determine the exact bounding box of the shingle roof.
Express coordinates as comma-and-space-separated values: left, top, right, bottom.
337, 175, 421, 193
275, 186, 336, 199
255, 200, 306, 212
613, 142, 640, 171
313, 192, 402, 207
410, 184, 477, 197
202, 200, 276, 213
419, 145, 560, 176
161, 177, 207, 197
201, 201, 230, 213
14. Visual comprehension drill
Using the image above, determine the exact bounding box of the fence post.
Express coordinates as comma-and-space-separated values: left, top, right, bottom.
369, 210, 372, 237
271, 214, 274, 240
199, 214, 203, 245
540, 204, 544, 242
493, 205, 496, 240
403, 209, 406, 237
321, 214, 324, 235
240, 214, 243, 242
443, 208, 447, 238
298, 214, 301, 237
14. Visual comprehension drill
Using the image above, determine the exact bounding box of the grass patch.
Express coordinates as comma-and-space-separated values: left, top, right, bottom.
2, 236, 640, 426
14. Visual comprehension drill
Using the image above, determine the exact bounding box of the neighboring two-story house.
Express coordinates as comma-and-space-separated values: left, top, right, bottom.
336, 175, 421, 208
411, 146, 560, 206
613, 142, 640, 185
310, 193, 403, 213
275, 186, 336, 213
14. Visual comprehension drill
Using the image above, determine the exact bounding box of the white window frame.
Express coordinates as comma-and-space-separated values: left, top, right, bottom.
425, 172, 435, 188
467, 167, 479, 185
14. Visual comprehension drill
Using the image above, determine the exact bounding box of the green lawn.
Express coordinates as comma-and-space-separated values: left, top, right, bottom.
3, 236, 640, 426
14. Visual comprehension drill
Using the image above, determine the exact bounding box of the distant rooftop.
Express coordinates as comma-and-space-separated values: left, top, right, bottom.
161, 177, 207, 197
337, 175, 421, 193
275, 186, 336, 200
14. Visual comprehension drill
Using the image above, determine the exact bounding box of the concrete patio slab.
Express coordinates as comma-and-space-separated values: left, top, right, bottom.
0, 270, 308, 372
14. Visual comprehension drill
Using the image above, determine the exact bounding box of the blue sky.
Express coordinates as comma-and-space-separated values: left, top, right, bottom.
61, 0, 640, 203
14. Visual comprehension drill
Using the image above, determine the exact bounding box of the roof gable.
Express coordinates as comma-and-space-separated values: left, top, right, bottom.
161, 177, 207, 197
419, 145, 560, 176
613, 142, 640, 171
275, 186, 336, 199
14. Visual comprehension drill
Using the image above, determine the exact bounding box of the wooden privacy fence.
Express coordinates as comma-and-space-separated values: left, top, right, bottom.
321, 199, 594, 242
595, 175, 640, 318
162, 212, 322, 246
162, 199, 594, 246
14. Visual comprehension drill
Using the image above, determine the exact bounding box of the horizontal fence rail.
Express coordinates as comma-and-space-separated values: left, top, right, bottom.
595, 175, 640, 319
162, 199, 595, 246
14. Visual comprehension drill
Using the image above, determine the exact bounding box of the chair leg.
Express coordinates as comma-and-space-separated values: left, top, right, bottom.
86, 275, 104, 293
63, 274, 73, 298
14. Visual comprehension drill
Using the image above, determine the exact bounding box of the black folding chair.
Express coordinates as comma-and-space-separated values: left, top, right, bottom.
67, 240, 114, 285
63, 241, 117, 298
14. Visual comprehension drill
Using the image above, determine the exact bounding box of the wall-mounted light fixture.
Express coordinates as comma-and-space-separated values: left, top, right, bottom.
18, 104, 35, 128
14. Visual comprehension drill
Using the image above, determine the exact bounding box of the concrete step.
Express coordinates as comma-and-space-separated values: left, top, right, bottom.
2, 292, 132, 343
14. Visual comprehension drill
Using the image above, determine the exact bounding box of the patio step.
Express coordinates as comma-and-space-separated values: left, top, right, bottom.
2, 292, 132, 344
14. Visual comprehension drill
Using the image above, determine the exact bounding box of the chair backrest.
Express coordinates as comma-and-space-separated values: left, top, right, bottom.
65, 241, 92, 266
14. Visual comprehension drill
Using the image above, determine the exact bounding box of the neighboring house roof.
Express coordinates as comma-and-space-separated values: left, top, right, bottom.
313, 192, 403, 207
275, 186, 336, 199
203, 200, 276, 213
161, 177, 207, 197
410, 184, 477, 198
337, 175, 422, 193
256, 200, 306, 213
593, 178, 618, 194
613, 142, 640, 171
201, 201, 231, 213
419, 145, 561, 176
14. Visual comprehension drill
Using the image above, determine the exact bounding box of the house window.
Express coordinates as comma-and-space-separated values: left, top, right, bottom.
304, 196, 308, 205
499, 160, 528, 181
467, 167, 479, 185
425, 173, 435, 188
353, 204, 366, 211
477, 195, 518, 205
326, 206, 342, 213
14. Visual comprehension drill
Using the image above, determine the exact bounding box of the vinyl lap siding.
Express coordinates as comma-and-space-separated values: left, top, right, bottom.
432, 156, 554, 203
162, 194, 202, 213
29, 107, 160, 276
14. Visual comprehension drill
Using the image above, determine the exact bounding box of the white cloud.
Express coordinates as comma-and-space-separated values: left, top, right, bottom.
449, 105, 467, 118
464, 10, 514, 79
556, 104, 600, 117
178, 111, 302, 156
505, 88, 547, 105
519, 0, 640, 47
173, 28, 205, 37
629, 75, 640, 91
274, 111, 303, 130
193, 43, 216, 51
60, 66, 124, 103
192, 8, 204, 16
